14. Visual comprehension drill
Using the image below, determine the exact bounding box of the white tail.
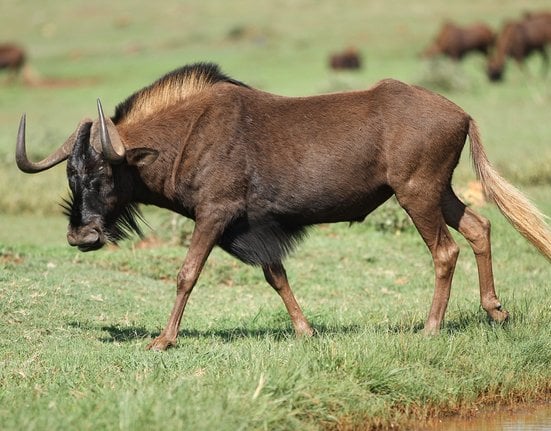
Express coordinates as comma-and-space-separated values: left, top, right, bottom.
468, 119, 551, 260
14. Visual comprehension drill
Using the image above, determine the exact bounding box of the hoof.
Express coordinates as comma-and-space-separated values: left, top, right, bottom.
422, 319, 441, 336
294, 322, 314, 337
487, 305, 509, 323
146, 336, 176, 351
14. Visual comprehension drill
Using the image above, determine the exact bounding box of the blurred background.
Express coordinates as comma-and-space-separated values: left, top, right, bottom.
1, 0, 550, 217
2, 4, 550, 429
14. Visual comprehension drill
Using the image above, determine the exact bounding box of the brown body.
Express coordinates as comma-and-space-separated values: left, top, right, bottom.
15, 64, 551, 350
487, 12, 551, 81
329, 48, 362, 70
0, 43, 25, 79
423, 21, 495, 60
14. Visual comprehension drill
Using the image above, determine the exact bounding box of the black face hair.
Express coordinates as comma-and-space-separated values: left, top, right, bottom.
62, 121, 146, 244
61, 192, 145, 243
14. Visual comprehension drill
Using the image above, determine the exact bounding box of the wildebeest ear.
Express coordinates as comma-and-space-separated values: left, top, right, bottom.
125, 148, 159, 167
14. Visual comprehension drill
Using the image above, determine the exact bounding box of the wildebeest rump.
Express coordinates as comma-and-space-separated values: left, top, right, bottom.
487, 12, 551, 81
16, 63, 551, 350
423, 21, 495, 60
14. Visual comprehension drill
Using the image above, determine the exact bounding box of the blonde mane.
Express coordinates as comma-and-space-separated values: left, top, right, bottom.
113, 63, 247, 126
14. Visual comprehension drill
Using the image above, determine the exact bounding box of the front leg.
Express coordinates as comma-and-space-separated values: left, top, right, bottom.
147, 219, 223, 351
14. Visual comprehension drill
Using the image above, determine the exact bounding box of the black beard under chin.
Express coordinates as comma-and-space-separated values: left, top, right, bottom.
104, 203, 146, 242
61, 193, 146, 244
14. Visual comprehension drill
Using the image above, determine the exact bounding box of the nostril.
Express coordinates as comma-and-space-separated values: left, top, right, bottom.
82, 228, 100, 244
67, 232, 78, 246
67, 226, 102, 247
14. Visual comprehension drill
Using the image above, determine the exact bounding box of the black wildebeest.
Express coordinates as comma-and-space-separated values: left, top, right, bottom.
422, 21, 495, 61
16, 63, 551, 350
329, 47, 362, 70
0, 43, 26, 81
487, 12, 551, 81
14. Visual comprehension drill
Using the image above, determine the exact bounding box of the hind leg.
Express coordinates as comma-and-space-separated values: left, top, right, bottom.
396, 193, 460, 334
442, 188, 509, 322
263, 262, 314, 336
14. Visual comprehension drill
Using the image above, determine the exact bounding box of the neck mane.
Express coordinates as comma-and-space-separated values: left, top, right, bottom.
112, 62, 248, 126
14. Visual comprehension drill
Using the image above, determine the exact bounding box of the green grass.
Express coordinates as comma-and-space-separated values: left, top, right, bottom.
1, 0, 551, 430
1, 211, 550, 430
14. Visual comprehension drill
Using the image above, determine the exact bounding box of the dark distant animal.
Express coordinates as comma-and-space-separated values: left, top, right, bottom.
523, 10, 551, 21
423, 21, 495, 60
487, 12, 551, 81
0, 43, 26, 80
16, 63, 551, 351
329, 48, 362, 70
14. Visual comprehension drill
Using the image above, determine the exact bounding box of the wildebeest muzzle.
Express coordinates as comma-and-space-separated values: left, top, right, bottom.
67, 222, 106, 252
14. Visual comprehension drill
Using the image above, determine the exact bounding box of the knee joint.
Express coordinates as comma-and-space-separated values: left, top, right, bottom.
472, 218, 491, 255
435, 243, 460, 276
176, 271, 195, 292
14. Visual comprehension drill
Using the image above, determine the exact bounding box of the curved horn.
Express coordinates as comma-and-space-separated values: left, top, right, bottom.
97, 98, 125, 163
16, 114, 79, 173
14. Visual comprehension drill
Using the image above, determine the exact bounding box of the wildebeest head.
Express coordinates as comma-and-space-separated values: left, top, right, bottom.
486, 23, 513, 82
486, 61, 505, 81
16, 100, 150, 251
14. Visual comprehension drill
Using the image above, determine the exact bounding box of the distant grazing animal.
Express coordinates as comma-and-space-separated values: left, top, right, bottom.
487, 12, 551, 81
423, 21, 495, 60
329, 48, 362, 70
15, 63, 551, 351
0, 43, 26, 80
523, 10, 551, 21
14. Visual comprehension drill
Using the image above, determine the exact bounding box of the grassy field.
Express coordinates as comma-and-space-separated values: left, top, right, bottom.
1, 1, 551, 430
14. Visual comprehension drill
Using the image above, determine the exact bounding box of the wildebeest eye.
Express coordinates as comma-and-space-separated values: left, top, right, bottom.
90, 177, 104, 192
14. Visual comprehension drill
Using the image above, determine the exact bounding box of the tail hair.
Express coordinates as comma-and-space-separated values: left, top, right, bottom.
468, 118, 551, 260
